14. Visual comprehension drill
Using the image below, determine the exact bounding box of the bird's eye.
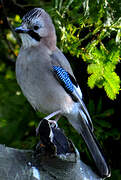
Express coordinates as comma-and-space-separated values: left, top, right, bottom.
33, 25, 39, 30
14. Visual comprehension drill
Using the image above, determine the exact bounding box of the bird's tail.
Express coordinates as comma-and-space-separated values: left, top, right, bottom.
68, 109, 110, 178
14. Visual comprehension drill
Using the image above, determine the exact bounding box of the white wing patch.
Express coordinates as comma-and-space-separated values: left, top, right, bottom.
73, 85, 93, 131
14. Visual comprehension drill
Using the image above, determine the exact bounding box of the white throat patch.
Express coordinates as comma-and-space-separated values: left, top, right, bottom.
20, 33, 39, 48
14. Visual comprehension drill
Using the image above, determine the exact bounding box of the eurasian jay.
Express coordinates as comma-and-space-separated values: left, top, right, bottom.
15, 8, 110, 178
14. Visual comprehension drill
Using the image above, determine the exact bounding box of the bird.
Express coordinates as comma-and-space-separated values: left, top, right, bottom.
15, 8, 110, 178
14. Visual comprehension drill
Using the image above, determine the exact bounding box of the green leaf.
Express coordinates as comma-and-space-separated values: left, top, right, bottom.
103, 71, 120, 99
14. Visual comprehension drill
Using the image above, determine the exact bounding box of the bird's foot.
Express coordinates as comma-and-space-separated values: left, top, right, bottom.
36, 110, 61, 136
36, 119, 58, 136
48, 119, 58, 128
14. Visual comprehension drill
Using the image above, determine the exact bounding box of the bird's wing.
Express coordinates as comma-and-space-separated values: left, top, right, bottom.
50, 52, 111, 178
50, 49, 93, 131
50, 47, 75, 77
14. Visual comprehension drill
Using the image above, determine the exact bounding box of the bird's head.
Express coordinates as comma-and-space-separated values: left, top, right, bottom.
15, 8, 56, 50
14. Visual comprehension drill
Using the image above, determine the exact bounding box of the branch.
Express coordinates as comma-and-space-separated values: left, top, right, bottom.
0, 119, 103, 180
11, 0, 49, 8
0, 144, 102, 180
11, 0, 40, 8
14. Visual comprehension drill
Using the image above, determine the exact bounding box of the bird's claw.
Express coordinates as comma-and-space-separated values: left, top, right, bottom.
48, 120, 58, 128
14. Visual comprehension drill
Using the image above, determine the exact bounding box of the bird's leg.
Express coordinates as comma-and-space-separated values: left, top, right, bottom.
48, 114, 61, 128
44, 110, 61, 120
36, 110, 61, 136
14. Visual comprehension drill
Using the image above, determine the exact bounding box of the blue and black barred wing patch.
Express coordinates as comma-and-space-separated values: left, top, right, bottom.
53, 66, 77, 101
53, 66, 93, 130
53, 66, 74, 93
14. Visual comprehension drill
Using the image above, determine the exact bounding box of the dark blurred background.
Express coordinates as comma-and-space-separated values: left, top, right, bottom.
0, 0, 121, 179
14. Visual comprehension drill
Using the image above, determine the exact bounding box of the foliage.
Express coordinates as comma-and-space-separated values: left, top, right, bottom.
2, 0, 121, 99
0, 0, 121, 179
0, 61, 39, 148
50, 0, 121, 100
86, 44, 120, 100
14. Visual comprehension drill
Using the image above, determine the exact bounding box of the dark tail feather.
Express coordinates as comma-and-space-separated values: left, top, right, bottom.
78, 110, 111, 178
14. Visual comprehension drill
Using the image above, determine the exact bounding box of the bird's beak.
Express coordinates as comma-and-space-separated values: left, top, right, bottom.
15, 26, 29, 33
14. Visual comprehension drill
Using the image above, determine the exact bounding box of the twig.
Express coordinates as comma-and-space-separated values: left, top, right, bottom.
1, 0, 21, 46
11, 0, 44, 8
62, 0, 74, 17
2, 33, 16, 61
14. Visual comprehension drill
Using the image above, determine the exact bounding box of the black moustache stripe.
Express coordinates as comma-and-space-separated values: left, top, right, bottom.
28, 30, 41, 41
